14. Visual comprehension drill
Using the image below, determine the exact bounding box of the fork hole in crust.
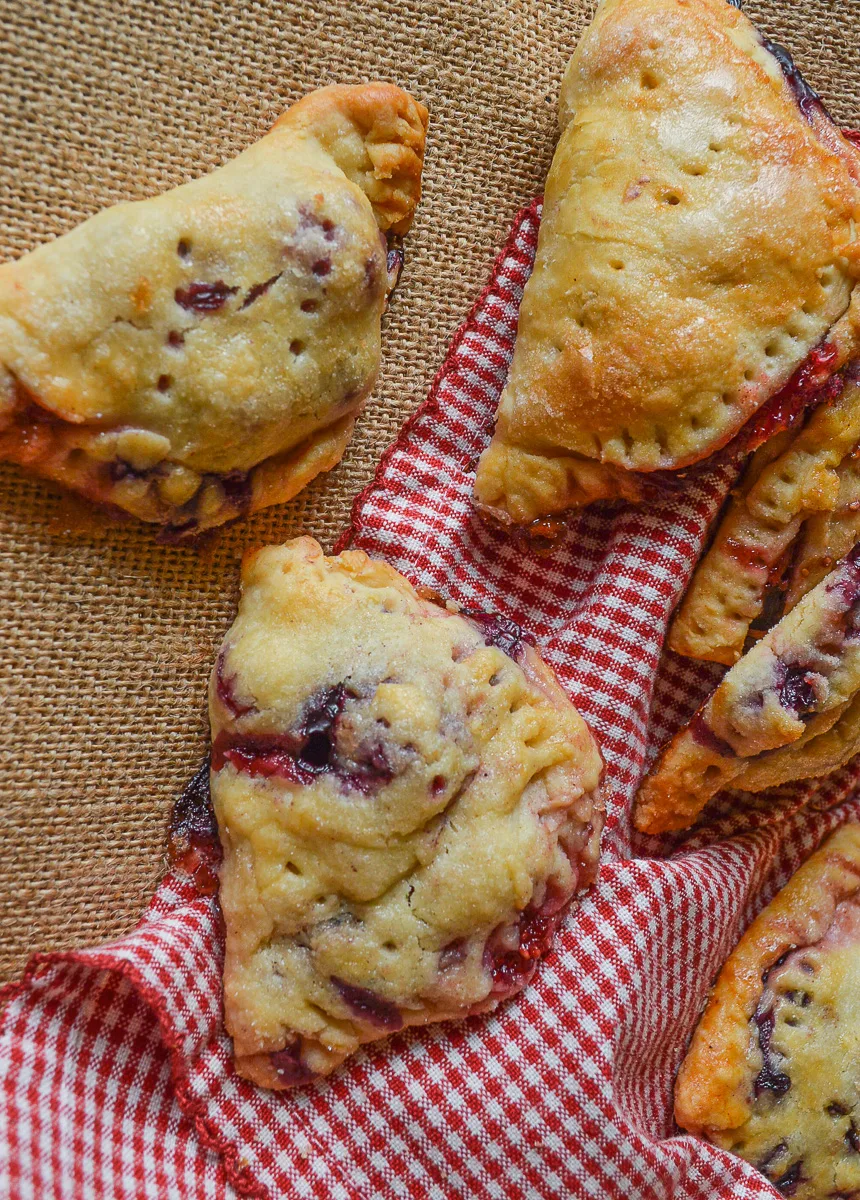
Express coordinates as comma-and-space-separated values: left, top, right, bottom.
290, 340, 305, 356
641, 70, 660, 89
286, 862, 302, 876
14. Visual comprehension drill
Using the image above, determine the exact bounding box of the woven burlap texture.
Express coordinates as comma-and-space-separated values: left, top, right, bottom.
1, 0, 858, 982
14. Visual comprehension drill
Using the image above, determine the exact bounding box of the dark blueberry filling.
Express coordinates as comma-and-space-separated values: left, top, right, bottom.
240, 273, 282, 309
761, 35, 832, 125
218, 468, 253, 510
846, 1122, 860, 1154
778, 666, 818, 716
214, 649, 255, 718
758, 1141, 788, 1173
299, 685, 350, 769
773, 1160, 805, 1196
174, 281, 238, 313
212, 684, 395, 794
331, 976, 403, 1031
752, 1005, 791, 1099
464, 610, 535, 659
689, 714, 735, 758
269, 1038, 316, 1087
108, 458, 149, 483
167, 757, 221, 894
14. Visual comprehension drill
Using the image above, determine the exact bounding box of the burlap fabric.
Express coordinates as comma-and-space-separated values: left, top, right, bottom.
0, 0, 858, 984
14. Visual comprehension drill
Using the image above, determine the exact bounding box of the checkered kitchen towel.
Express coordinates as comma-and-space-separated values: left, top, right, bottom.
4, 200, 860, 1200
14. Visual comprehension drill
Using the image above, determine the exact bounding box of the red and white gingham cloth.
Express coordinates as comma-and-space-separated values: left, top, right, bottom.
3, 200, 860, 1200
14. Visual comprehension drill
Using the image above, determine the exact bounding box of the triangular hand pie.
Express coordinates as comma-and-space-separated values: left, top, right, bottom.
474, 0, 860, 529
0, 84, 427, 536
210, 538, 603, 1087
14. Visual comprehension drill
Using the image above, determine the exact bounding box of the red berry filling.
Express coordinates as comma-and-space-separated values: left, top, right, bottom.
744, 343, 842, 453
752, 1003, 792, 1099
167, 758, 221, 895
240, 273, 282, 309
777, 665, 820, 716
464, 610, 535, 659
484, 879, 568, 996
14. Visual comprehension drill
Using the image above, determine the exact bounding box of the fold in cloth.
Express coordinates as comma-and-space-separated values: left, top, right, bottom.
3, 201, 860, 1200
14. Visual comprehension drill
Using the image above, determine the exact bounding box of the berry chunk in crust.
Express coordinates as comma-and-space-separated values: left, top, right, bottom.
209, 537, 604, 1089
635, 546, 860, 834
0, 84, 427, 537
473, 0, 860, 530
675, 824, 860, 1200
670, 362, 860, 667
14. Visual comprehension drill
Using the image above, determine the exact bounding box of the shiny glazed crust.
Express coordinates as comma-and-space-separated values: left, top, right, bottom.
210, 538, 604, 1089
474, 0, 860, 527
670, 368, 860, 666
0, 84, 428, 536
675, 824, 860, 1198
635, 549, 860, 833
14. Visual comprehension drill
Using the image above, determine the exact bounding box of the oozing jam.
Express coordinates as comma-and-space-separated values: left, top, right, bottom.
331, 976, 404, 1031
689, 714, 735, 758
464, 611, 535, 659
166, 758, 221, 895
484, 880, 568, 996
745, 344, 842, 453
752, 1003, 792, 1099
724, 538, 768, 574
212, 684, 395, 795
761, 35, 832, 125
174, 281, 239, 313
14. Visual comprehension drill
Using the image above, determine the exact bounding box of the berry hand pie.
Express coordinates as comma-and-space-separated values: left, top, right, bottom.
0, 84, 427, 537
675, 823, 860, 1200
209, 537, 604, 1088
473, 0, 860, 532
670, 363, 860, 666
635, 546, 860, 834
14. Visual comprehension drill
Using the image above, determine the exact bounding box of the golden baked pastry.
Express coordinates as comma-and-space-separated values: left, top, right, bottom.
209, 537, 604, 1088
675, 823, 860, 1200
474, 0, 860, 530
635, 547, 860, 834
670, 363, 860, 666
0, 84, 427, 536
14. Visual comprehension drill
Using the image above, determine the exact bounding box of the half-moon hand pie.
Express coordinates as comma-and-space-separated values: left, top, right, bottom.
675, 823, 860, 1200
0, 84, 427, 537
474, 0, 860, 531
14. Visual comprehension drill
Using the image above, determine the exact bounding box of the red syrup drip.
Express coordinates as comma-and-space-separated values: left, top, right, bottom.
744, 343, 842, 452
485, 880, 568, 996
166, 757, 221, 896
